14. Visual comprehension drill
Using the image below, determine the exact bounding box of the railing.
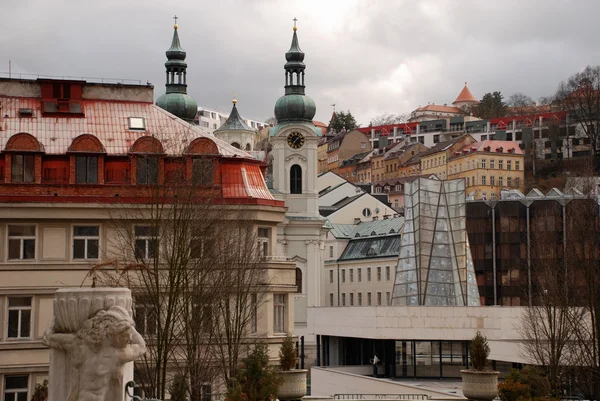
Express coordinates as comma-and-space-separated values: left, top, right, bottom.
262, 255, 293, 262
0, 72, 144, 85
333, 395, 430, 400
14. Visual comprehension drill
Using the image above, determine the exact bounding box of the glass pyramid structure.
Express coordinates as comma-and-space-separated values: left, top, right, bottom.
392, 178, 480, 306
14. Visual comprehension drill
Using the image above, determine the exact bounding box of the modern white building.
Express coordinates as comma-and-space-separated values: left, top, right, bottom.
198, 105, 267, 134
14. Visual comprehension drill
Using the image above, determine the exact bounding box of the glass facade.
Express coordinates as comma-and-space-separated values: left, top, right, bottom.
321, 336, 517, 379
393, 178, 480, 306
465, 195, 600, 306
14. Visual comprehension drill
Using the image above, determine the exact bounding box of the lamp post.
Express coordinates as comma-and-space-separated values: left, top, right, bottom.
125, 381, 162, 401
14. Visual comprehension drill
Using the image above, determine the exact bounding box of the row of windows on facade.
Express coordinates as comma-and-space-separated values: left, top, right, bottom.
330, 291, 391, 307
329, 266, 394, 284
424, 157, 521, 172
3, 224, 270, 261
2, 292, 287, 343
8, 155, 214, 185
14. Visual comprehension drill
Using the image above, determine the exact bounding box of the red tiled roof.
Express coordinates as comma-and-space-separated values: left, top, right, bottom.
453, 83, 478, 104
0, 96, 251, 158
452, 140, 524, 158
357, 122, 419, 136
414, 104, 461, 113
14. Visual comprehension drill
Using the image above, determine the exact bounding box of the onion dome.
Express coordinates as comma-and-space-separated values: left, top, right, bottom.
273, 23, 317, 124
156, 21, 198, 123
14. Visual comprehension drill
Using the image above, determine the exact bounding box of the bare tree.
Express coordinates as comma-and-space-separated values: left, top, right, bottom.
88, 131, 273, 400
369, 112, 408, 126
520, 199, 600, 399
555, 65, 600, 158
508, 93, 535, 116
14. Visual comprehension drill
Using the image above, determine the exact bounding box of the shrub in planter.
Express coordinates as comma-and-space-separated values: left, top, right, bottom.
279, 334, 297, 371
461, 331, 499, 401
226, 343, 282, 401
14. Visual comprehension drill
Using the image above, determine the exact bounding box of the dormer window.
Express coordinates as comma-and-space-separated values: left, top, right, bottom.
11, 154, 35, 183
128, 117, 146, 131
53, 82, 71, 100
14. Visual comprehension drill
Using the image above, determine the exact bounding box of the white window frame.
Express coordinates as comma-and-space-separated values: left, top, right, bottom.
273, 294, 286, 334
7, 296, 32, 339
257, 228, 270, 258
3, 375, 29, 401
7, 225, 36, 261
134, 226, 158, 260
385, 266, 390, 281
72, 224, 100, 260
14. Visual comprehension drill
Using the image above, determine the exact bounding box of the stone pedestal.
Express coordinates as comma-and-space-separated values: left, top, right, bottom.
45, 288, 135, 401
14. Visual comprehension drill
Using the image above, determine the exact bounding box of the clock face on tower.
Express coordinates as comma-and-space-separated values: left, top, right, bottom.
287, 132, 305, 149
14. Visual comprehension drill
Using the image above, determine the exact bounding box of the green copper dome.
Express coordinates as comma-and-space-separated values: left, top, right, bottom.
272, 24, 318, 130
274, 94, 315, 122
155, 22, 199, 124
156, 92, 198, 122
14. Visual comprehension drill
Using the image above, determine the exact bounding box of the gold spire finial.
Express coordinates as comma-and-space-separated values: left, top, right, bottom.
232, 93, 237, 105
293, 17, 298, 31
173, 15, 179, 30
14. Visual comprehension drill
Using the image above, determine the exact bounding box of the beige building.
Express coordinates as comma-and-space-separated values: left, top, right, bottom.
420, 135, 477, 180
448, 140, 525, 200
383, 142, 428, 180
0, 77, 297, 398
326, 130, 371, 174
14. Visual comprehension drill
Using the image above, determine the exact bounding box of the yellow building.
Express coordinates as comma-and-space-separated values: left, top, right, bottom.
447, 140, 525, 200
371, 152, 386, 183
384, 143, 428, 180
318, 136, 329, 174
420, 135, 476, 179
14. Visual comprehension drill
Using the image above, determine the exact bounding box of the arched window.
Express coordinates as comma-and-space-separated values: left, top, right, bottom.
245, 143, 251, 151
295, 268, 302, 293
231, 142, 241, 149
290, 164, 302, 194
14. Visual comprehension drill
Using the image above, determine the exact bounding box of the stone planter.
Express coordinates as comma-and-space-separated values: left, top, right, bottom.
278, 369, 308, 401
461, 370, 499, 401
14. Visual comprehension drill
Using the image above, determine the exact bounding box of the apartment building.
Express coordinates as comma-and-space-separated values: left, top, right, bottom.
326, 130, 371, 174
420, 135, 477, 180
0, 77, 297, 397
447, 140, 525, 200
383, 142, 428, 180
323, 218, 404, 307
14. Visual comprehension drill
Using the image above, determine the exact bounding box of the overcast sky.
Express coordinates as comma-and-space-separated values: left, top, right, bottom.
2, 0, 600, 125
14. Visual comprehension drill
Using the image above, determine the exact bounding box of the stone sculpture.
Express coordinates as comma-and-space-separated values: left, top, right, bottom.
43, 288, 146, 401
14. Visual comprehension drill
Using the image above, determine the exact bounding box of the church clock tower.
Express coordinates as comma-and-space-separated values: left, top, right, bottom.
270, 22, 324, 342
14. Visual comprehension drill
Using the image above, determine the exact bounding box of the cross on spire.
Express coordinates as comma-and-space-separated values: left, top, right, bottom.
293, 17, 297, 28
174, 15, 178, 25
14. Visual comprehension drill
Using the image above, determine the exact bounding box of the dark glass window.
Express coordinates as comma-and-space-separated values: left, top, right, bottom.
7, 297, 32, 339
73, 226, 99, 259
192, 158, 214, 186
290, 164, 302, 194
11, 154, 35, 183
4, 375, 29, 401
295, 268, 302, 293
136, 156, 158, 184
134, 226, 158, 259
76, 156, 98, 184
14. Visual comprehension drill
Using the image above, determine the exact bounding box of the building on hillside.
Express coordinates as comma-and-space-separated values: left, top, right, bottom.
358, 123, 419, 150
323, 217, 405, 307
447, 140, 525, 200
452, 82, 480, 110
383, 142, 428, 180
397, 152, 422, 177
317, 136, 330, 174
156, 23, 199, 124
326, 130, 371, 174
419, 135, 477, 180
213, 97, 257, 150
355, 152, 373, 184
313, 120, 328, 135
372, 175, 435, 212
339, 151, 370, 182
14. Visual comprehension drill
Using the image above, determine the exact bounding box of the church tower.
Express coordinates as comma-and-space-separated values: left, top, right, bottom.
214, 96, 257, 151
270, 21, 321, 218
271, 22, 324, 342
156, 19, 199, 123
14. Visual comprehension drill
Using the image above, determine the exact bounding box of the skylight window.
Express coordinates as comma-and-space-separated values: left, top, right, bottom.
128, 117, 146, 131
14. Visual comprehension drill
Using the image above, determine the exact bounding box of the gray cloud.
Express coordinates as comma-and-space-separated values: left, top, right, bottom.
2, 0, 600, 125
